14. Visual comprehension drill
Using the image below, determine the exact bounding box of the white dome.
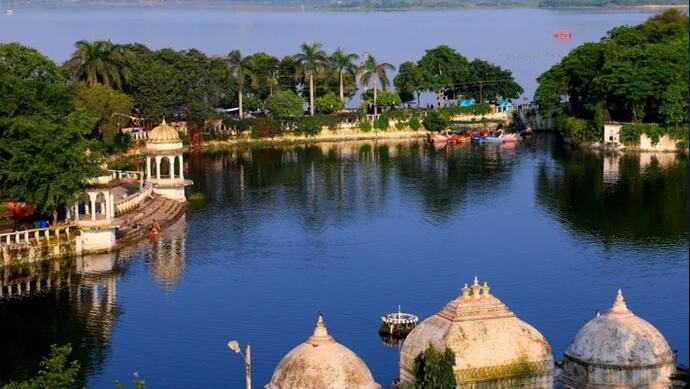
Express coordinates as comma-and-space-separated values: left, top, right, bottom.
565, 290, 674, 367
266, 314, 380, 389
146, 120, 183, 152
400, 277, 554, 386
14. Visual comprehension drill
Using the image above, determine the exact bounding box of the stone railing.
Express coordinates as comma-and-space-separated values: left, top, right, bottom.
107, 169, 143, 181
131, 130, 148, 141
0, 225, 77, 248
114, 182, 153, 216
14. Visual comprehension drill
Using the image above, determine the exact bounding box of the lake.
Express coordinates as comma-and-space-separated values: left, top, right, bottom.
0, 6, 661, 99
0, 134, 687, 388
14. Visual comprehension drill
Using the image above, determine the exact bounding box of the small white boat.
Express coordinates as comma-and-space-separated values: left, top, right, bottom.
5, 9, 13, 16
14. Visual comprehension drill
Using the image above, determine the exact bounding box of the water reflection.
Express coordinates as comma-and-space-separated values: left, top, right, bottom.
0, 253, 121, 386
189, 140, 519, 227
537, 147, 688, 245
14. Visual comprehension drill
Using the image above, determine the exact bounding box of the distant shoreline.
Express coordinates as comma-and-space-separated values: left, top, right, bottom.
4, 2, 687, 11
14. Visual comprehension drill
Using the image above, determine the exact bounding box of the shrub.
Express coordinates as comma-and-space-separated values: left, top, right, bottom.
251, 117, 282, 138
359, 121, 373, 132
413, 344, 457, 389
395, 120, 408, 130
295, 116, 324, 136
409, 117, 421, 131
374, 115, 389, 131
423, 111, 449, 132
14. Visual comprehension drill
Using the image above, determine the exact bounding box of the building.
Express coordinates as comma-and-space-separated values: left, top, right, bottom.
558, 290, 676, 388
265, 314, 381, 389
459, 98, 476, 107
399, 277, 554, 388
604, 124, 622, 147
495, 99, 513, 113
145, 120, 192, 200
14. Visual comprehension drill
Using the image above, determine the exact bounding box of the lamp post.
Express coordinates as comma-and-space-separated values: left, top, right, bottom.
228, 340, 251, 389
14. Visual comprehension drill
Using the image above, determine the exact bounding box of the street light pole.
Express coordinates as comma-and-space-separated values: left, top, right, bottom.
228, 340, 251, 389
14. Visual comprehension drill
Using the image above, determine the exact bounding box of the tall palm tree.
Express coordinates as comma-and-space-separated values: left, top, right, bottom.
329, 48, 359, 103
356, 55, 395, 115
64, 40, 132, 90
294, 42, 328, 116
227, 50, 256, 118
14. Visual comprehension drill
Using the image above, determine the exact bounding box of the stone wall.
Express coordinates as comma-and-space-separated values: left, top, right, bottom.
1, 235, 77, 267
638, 134, 680, 152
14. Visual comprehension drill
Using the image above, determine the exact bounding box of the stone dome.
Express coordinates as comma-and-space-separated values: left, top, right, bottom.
399, 277, 554, 388
147, 120, 183, 152
565, 290, 674, 367
266, 314, 380, 389
149, 119, 181, 143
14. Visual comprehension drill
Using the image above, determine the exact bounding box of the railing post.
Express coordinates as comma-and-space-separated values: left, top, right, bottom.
24, 231, 29, 243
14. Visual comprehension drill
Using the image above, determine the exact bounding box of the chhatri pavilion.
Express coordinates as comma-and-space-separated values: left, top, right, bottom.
399, 277, 554, 388
557, 290, 676, 388
265, 314, 381, 389
145, 120, 192, 201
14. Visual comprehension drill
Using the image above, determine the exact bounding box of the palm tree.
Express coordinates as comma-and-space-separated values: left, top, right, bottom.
294, 42, 328, 116
227, 50, 256, 118
329, 48, 359, 104
356, 55, 395, 115
64, 40, 132, 90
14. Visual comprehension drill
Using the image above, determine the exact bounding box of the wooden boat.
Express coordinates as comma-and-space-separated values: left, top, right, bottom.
484, 136, 504, 144
503, 133, 520, 143
427, 132, 448, 144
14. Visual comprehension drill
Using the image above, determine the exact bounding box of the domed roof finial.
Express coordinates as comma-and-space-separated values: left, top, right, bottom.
313, 312, 329, 337
471, 276, 481, 300
482, 281, 491, 296
462, 283, 470, 299
608, 289, 631, 315
473, 276, 479, 286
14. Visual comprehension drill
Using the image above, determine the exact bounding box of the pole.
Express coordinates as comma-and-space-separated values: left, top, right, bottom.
245, 344, 252, 389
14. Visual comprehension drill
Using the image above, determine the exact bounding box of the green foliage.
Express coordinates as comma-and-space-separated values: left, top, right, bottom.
395, 120, 408, 130
394, 61, 425, 105
413, 344, 457, 389
439, 103, 492, 117
361, 90, 402, 108
315, 92, 345, 114
374, 115, 389, 131
423, 111, 450, 132
294, 115, 338, 136
409, 117, 421, 131
114, 379, 146, 389
243, 95, 262, 112
359, 120, 373, 133
0, 43, 101, 218
250, 117, 282, 139
64, 40, 132, 90
555, 115, 598, 143
2, 344, 80, 389
620, 123, 689, 148
264, 90, 304, 119
461, 58, 524, 100
418, 45, 469, 100
535, 10, 688, 126
73, 82, 133, 142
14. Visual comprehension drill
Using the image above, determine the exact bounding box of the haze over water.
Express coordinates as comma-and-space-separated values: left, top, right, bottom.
0, 6, 659, 98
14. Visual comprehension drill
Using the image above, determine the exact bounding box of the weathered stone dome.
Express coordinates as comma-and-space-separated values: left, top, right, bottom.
558, 290, 676, 388
147, 120, 183, 152
266, 314, 380, 389
399, 277, 554, 388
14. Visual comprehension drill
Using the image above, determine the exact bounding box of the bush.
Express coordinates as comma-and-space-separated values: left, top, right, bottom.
251, 117, 282, 138
295, 116, 324, 136
395, 120, 408, 130
315, 92, 344, 114
264, 90, 304, 119
423, 111, 449, 132
556, 115, 596, 143
413, 344, 457, 389
359, 121, 372, 132
374, 115, 389, 131
439, 103, 492, 117
409, 117, 421, 131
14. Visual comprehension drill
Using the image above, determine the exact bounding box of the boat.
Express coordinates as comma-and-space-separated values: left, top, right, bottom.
449, 129, 472, 143
471, 136, 486, 144
503, 133, 521, 143
427, 132, 448, 144
483, 135, 504, 144
4, 9, 13, 16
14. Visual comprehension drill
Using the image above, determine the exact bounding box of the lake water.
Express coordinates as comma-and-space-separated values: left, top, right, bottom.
0, 134, 688, 388
0, 6, 661, 99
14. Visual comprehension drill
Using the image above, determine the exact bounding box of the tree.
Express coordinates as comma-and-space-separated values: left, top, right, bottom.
2, 344, 80, 389
361, 90, 401, 109
264, 90, 305, 119
315, 92, 345, 114
394, 61, 425, 106
0, 43, 101, 222
227, 50, 256, 118
462, 59, 523, 102
356, 55, 395, 115
329, 48, 359, 103
422, 111, 449, 132
413, 344, 457, 389
244, 52, 281, 99
63, 40, 133, 90
73, 82, 133, 143
294, 42, 329, 116
418, 45, 469, 107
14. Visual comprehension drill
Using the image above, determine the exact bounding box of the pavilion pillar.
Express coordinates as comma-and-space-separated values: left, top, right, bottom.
167, 156, 175, 179
146, 156, 151, 182
178, 154, 184, 180
88, 192, 97, 221
104, 191, 111, 220
74, 203, 79, 221
155, 156, 162, 180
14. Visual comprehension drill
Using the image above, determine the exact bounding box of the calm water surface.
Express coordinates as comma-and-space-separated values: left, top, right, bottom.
0, 134, 687, 388
0, 6, 660, 98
